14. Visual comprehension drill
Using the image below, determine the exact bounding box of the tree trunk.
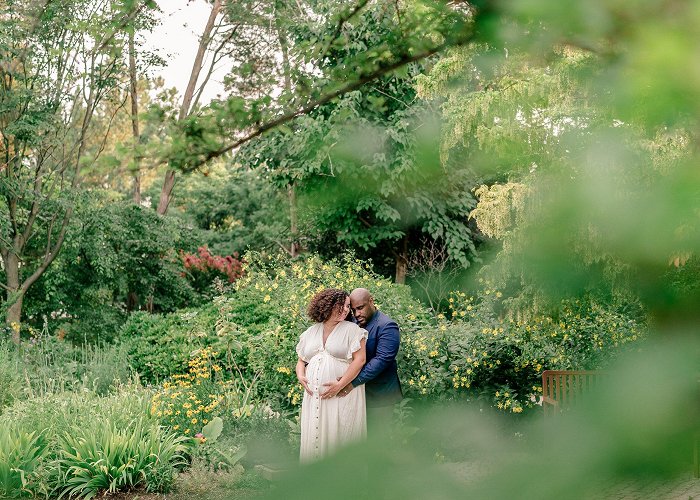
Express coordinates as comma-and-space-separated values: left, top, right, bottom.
288, 183, 299, 257
395, 235, 408, 284
156, 0, 222, 216
126, 291, 139, 312
128, 30, 142, 205
156, 169, 176, 215
6, 296, 23, 344
277, 6, 299, 257
3, 252, 22, 343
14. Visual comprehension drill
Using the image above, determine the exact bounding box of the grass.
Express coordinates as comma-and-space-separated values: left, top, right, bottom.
100, 467, 270, 500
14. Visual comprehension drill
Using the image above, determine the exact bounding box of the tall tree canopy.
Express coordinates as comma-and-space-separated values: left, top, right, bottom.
0, 0, 159, 340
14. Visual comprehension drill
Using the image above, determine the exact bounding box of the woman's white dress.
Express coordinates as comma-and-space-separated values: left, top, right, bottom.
296, 320, 368, 463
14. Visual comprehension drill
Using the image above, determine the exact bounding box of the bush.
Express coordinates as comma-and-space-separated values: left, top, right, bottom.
399, 289, 646, 414
120, 252, 646, 420
0, 427, 49, 498
23, 197, 201, 343
119, 303, 223, 384
123, 252, 429, 412
181, 246, 244, 295
52, 418, 189, 497
0, 385, 191, 498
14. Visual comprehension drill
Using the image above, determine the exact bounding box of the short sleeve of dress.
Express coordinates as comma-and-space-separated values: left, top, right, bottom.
296, 328, 311, 362
347, 324, 368, 360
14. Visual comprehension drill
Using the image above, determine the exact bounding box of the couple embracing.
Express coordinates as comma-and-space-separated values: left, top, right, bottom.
295, 288, 403, 463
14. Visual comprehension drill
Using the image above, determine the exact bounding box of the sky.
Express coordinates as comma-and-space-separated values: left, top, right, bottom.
145, 0, 227, 103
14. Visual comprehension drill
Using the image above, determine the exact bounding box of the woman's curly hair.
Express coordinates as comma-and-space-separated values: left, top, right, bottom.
307, 288, 348, 323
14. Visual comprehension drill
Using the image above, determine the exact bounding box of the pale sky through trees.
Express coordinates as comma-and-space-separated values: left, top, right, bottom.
147, 0, 226, 103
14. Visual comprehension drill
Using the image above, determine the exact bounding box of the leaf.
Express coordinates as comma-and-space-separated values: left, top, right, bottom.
213, 444, 247, 467
201, 417, 223, 443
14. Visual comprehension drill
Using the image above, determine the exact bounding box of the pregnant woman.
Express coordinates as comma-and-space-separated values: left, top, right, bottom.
295, 288, 368, 463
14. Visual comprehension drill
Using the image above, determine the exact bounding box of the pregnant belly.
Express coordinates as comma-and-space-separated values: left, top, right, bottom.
307, 355, 347, 393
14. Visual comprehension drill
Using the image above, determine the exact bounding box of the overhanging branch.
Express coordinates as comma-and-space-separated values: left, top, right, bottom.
189, 33, 474, 171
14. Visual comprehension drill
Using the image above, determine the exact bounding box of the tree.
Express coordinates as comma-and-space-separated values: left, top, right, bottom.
23, 195, 199, 342
237, 3, 481, 283
419, 4, 700, 324
167, 162, 290, 256
0, 0, 155, 341
150, 0, 476, 218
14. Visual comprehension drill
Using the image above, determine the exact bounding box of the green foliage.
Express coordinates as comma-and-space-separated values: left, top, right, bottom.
0, 337, 134, 410
238, 27, 482, 275
399, 288, 645, 413
0, 0, 159, 332
0, 386, 154, 440
122, 253, 427, 409
52, 418, 189, 497
169, 165, 290, 256
122, 252, 645, 418
24, 196, 200, 342
0, 427, 49, 498
202, 417, 224, 443
119, 303, 222, 383
216, 253, 426, 410
0, 386, 178, 498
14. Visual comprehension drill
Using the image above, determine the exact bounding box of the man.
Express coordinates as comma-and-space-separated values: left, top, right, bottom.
337, 287, 403, 432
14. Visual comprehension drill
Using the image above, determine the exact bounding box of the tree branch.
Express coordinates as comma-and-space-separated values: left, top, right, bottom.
190, 34, 473, 170
320, 0, 371, 61
191, 23, 240, 111
21, 207, 72, 294
93, 0, 153, 54
180, 0, 223, 121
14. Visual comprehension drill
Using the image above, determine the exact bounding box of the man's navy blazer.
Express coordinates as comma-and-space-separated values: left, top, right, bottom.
351, 310, 403, 407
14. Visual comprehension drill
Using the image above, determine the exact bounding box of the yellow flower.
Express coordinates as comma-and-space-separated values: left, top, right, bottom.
264, 295, 271, 302
191, 418, 198, 424
429, 350, 438, 357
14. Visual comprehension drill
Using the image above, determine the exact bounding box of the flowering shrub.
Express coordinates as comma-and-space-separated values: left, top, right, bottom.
123, 253, 646, 418
217, 252, 429, 410
119, 303, 225, 383
399, 288, 645, 414
181, 246, 244, 293
150, 347, 227, 437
